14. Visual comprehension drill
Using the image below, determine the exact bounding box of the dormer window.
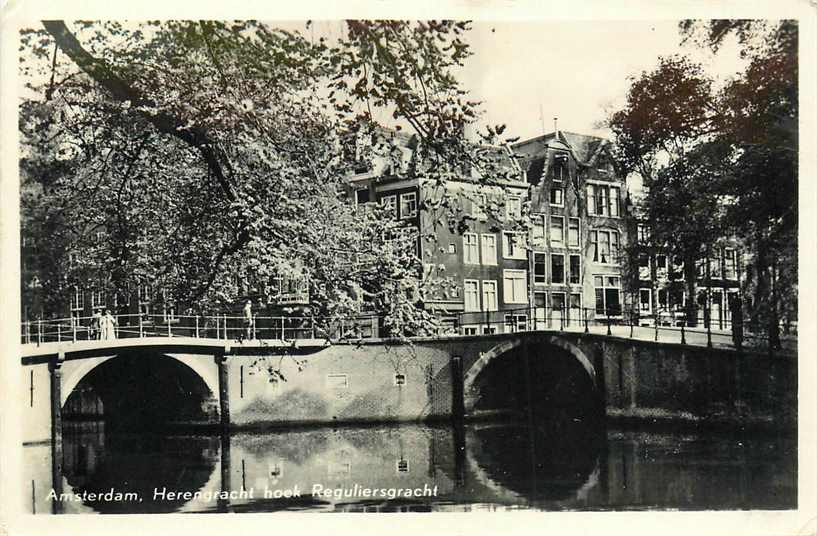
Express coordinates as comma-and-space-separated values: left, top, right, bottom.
553, 154, 568, 183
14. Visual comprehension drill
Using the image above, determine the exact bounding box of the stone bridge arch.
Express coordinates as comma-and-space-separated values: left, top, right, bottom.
60, 352, 220, 409
462, 335, 599, 414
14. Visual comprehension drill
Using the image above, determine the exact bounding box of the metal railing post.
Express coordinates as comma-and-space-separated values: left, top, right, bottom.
167, 317, 172, 338
196, 315, 200, 338
311, 315, 316, 339
681, 322, 686, 345
707, 322, 713, 348
139, 315, 144, 338
654, 316, 659, 342
606, 310, 612, 336
584, 308, 589, 334
630, 316, 634, 338
26, 321, 31, 344
57, 322, 61, 342
224, 315, 228, 340
72, 320, 77, 343
560, 306, 564, 331
253, 313, 257, 339
37, 319, 42, 345
281, 317, 285, 340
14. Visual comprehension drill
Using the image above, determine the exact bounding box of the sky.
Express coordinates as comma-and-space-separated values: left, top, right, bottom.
299, 19, 748, 142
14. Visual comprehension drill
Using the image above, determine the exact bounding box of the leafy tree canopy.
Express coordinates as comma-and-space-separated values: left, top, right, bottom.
19, 20, 517, 335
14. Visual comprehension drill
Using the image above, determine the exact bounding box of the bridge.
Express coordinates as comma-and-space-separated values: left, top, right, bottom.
19, 307, 797, 513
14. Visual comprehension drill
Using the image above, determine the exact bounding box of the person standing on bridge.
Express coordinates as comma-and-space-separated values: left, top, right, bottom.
243, 300, 253, 341
100, 308, 117, 340
91, 309, 102, 340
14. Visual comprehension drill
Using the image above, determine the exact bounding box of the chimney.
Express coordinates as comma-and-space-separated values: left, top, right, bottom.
553, 117, 559, 137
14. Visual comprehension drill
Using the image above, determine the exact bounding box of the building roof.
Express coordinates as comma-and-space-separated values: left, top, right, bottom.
511, 130, 613, 184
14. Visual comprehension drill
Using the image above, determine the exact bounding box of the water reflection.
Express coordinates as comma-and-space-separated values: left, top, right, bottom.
23, 421, 795, 513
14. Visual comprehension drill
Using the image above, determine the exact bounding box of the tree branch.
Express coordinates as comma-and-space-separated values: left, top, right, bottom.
42, 20, 237, 202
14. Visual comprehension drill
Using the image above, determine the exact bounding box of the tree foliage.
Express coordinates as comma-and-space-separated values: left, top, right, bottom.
610, 20, 797, 341
19, 20, 514, 337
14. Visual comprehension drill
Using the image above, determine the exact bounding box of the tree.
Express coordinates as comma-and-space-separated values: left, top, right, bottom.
19, 20, 514, 337
610, 20, 797, 344
609, 56, 725, 326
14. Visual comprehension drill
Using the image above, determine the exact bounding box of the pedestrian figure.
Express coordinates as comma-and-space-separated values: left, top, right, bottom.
91, 310, 102, 340
243, 300, 253, 341
100, 308, 117, 340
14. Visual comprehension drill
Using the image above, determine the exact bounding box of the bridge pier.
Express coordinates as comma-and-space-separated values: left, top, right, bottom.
216, 353, 231, 430
49, 354, 64, 513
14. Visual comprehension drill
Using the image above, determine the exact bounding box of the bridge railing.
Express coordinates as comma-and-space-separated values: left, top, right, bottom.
19, 312, 380, 346
454, 305, 796, 353
20, 308, 794, 353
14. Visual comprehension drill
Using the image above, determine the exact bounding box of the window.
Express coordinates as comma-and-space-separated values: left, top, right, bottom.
327, 374, 349, 389
90, 288, 105, 311
610, 187, 620, 217
586, 184, 621, 217
480, 234, 497, 265
399, 192, 417, 219
448, 243, 457, 254
70, 287, 84, 324
637, 224, 650, 244
464, 280, 480, 311
504, 314, 528, 333
639, 289, 652, 313
503, 269, 528, 304
553, 158, 567, 182
534, 253, 547, 284
551, 254, 565, 284
481, 280, 498, 312
656, 254, 667, 270
394, 374, 407, 386
471, 192, 487, 220
531, 214, 546, 248
725, 249, 737, 280
594, 275, 622, 316
568, 218, 580, 248
70, 286, 84, 311
463, 233, 479, 264
381, 195, 397, 217
569, 254, 581, 284
502, 232, 527, 260
711, 252, 722, 279
355, 189, 370, 205
551, 292, 566, 313
549, 187, 563, 207
396, 459, 410, 473
570, 293, 582, 317
550, 216, 564, 247
505, 196, 522, 220
590, 229, 620, 264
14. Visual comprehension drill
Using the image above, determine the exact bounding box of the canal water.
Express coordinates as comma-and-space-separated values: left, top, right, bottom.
24, 421, 796, 513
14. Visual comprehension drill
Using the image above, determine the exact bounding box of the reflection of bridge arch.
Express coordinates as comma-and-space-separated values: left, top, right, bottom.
61, 352, 220, 408
462, 335, 598, 413
464, 422, 602, 504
